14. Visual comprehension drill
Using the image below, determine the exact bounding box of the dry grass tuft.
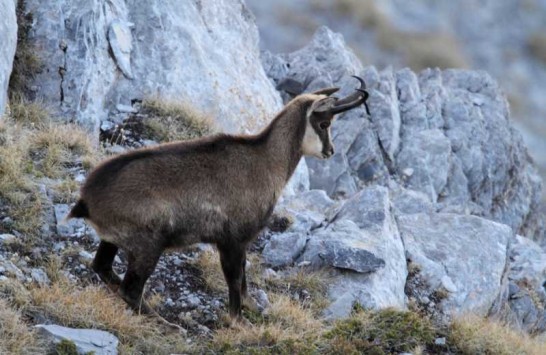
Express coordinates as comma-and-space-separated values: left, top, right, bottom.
265, 293, 323, 332
334, 0, 389, 29
449, 315, 545, 355
325, 308, 435, 354
8, 94, 50, 127
31, 123, 95, 178
51, 178, 80, 204
0, 121, 31, 193
193, 248, 226, 293
142, 98, 215, 142
0, 298, 45, 354
527, 32, 546, 65
1, 99, 98, 233
331, 0, 467, 70
377, 28, 467, 71
29, 278, 190, 354
265, 268, 330, 313
0, 278, 33, 309
0, 118, 43, 234
212, 293, 323, 352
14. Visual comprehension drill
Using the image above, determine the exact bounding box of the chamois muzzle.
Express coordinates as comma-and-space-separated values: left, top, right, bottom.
320, 75, 370, 115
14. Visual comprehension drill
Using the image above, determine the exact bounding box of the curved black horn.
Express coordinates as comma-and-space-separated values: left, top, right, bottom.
329, 75, 369, 114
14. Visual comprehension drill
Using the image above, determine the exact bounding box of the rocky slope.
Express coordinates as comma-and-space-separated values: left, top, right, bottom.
262, 28, 546, 330
0, 0, 545, 352
247, 0, 546, 203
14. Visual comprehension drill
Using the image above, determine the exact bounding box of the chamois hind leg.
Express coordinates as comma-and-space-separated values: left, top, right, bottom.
117, 246, 185, 333
240, 249, 259, 312
92, 241, 122, 292
117, 248, 161, 315
218, 243, 247, 325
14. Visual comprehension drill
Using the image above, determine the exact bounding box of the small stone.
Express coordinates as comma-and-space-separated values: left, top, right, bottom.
441, 275, 458, 293
254, 289, 270, 311
434, 337, 446, 346
402, 168, 414, 177
3, 261, 25, 281
78, 251, 93, 261
0, 234, 16, 243
105, 145, 127, 155
74, 173, 86, 183
165, 298, 175, 307
154, 282, 165, 293
262, 268, 279, 279
141, 139, 158, 147
115, 104, 137, 113
31, 268, 50, 285
187, 294, 201, 308
36, 324, 119, 355
100, 120, 115, 132
53, 242, 66, 252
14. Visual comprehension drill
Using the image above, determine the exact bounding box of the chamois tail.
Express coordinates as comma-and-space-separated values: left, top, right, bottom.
64, 199, 90, 222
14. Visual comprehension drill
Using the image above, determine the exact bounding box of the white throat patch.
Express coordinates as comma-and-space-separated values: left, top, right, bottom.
302, 119, 323, 158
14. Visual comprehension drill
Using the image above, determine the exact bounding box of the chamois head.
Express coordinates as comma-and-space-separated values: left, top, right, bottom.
302, 76, 369, 159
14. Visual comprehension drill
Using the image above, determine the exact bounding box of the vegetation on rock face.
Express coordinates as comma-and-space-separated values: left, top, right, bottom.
0, 100, 96, 237
527, 32, 546, 65
332, 0, 467, 70
141, 98, 215, 143
8, 0, 42, 100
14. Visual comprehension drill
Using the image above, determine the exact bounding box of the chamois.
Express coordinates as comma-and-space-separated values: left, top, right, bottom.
67, 76, 369, 328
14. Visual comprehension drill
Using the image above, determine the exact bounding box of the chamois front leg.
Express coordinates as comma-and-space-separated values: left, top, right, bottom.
218, 243, 248, 325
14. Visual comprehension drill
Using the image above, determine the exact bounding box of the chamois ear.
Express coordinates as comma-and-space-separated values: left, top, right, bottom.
309, 97, 337, 114
311, 87, 340, 96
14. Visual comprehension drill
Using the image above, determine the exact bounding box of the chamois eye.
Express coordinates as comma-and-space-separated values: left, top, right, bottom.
319, 121, 330, 130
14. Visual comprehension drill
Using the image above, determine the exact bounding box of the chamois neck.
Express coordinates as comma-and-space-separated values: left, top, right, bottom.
261, 100, 307, 183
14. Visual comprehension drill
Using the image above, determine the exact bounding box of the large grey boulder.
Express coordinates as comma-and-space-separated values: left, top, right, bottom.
264, 27, 544, 245
36, 324, 118, 355
399, 213, 511, 317
0, 0, 17, 115
509, 235, 546, 297
301, 186, 408, 319
24, 0, 282, 135
506, 235, 546, 332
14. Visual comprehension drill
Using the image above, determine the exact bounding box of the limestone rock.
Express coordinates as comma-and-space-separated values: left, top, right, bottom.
306, 186, 408, 319
54, 204, 86, 238
264, 27, 544, 244
509, 235, 546, 295
36, 324, 119, 355
399, 213, 511, 317
0, 0, 17, 115
275, 189, 336, 234
301, 220, 385, 273
506, 282, 546, 333
262, 232, 307, 268
25, 0, 283, 136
